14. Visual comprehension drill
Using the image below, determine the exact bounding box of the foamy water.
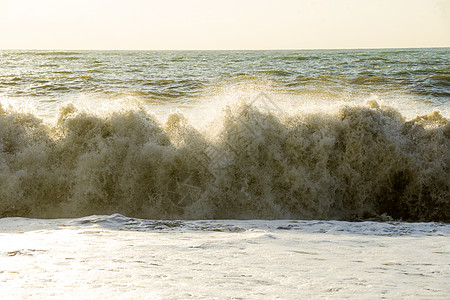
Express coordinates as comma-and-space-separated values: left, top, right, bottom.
0, 98, 448, 221
0, 49, 449, 297
1, 215, 449, 299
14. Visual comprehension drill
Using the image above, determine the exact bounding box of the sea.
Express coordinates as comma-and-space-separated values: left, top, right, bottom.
0, 48, 449, 298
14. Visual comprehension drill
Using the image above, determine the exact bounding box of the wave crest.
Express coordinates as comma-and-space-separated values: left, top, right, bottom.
0, 99, 448, 221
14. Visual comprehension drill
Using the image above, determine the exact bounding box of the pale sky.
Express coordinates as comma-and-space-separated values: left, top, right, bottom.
0, 0, 449, 50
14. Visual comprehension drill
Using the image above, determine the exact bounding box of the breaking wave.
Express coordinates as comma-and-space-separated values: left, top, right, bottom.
0, 98, 448, 221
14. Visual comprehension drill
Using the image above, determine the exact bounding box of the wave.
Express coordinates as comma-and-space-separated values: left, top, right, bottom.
256, 70, 293, 77
355, 56, 389, 63
273, 55, 321, 61
3, 214, 449, 236
0, 98, 448, 221
350, 76, 391, 85
425, 74, 450, 87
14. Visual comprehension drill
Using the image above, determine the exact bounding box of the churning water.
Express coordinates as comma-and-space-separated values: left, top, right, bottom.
0, 49, 448, 221
1, 48, 449, 299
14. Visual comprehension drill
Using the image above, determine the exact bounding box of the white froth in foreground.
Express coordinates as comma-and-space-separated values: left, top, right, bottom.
1, 215, 449, 299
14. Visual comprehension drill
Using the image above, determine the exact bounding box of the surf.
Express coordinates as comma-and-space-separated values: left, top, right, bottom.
0, 95, 448, 222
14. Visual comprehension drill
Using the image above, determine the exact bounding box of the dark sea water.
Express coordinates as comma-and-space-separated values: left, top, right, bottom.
0, 49, 448, 221
1, 48, 449, 113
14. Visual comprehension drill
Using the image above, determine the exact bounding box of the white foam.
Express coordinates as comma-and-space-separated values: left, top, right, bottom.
1, 216, 449, 298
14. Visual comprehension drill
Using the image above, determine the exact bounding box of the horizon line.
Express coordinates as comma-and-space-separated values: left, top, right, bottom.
1, 46, 449, 52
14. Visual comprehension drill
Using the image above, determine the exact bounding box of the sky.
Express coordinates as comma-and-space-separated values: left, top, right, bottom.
0, 0, 449, 50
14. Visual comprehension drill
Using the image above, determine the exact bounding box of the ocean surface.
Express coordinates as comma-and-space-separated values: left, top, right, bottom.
0, 48, 449, 298
0, 48, 448, 221
1, 215, 449, 298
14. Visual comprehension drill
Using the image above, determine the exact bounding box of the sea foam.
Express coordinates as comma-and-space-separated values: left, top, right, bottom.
0, 98, 448, 221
